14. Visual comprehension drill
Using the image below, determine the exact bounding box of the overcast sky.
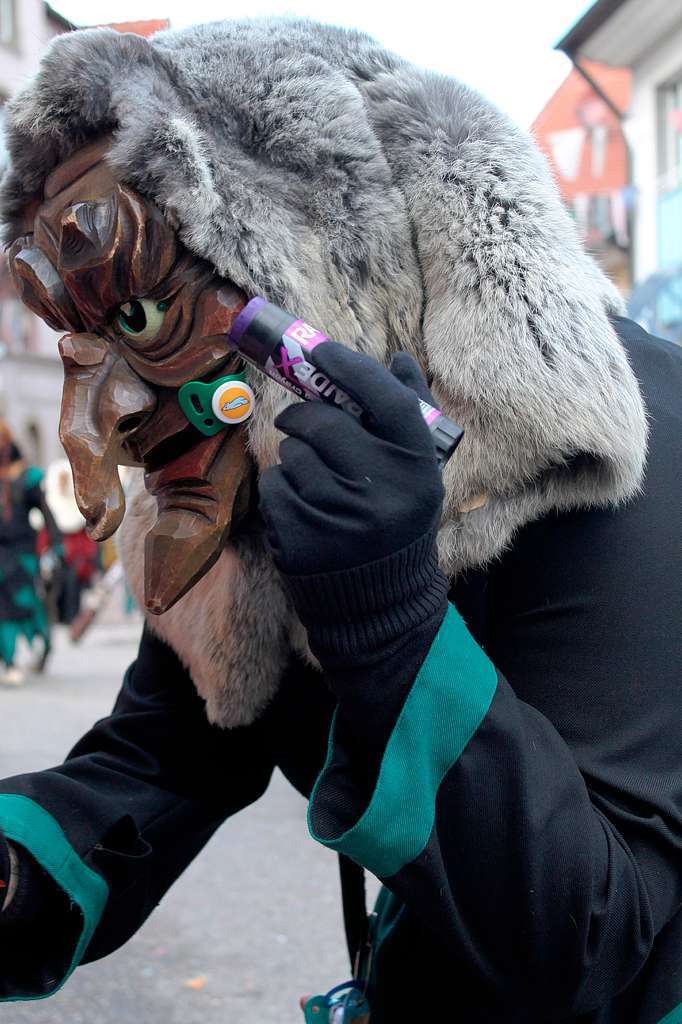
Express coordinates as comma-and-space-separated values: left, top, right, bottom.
50, 0, 593, 128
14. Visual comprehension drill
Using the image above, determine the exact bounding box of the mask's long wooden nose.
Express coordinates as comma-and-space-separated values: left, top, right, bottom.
58, 333, 156, 540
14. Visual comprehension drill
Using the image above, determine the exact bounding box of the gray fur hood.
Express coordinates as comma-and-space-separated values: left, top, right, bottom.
0, 18, 648, 724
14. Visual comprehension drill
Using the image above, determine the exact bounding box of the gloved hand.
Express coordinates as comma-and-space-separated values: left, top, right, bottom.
259, 343, 444, 575
258, 343, 448, 660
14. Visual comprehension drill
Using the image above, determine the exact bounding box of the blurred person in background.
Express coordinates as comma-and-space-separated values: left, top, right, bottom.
39, 459, 99, 627
0, 420, 60, 684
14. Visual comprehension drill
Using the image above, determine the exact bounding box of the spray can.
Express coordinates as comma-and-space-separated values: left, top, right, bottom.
225, 295, 463, 469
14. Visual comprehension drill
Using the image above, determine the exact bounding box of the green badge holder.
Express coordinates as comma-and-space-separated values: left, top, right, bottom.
178, 372, 250, 437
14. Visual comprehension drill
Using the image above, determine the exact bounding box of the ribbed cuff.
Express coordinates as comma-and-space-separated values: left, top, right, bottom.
283, 531, 449, 662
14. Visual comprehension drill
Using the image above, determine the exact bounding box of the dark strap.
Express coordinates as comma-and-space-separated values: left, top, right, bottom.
338, 853, 368, 970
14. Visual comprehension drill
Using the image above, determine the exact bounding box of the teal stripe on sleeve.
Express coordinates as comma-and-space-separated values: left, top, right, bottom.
0, 794, 109, 1001
658, 1004, 682, 1024
308, 603, 498, 877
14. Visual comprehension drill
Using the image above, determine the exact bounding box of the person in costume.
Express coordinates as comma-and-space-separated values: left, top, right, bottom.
0, 18, 680, 1024
0, 421, 57, 684
39, 459, 99, 626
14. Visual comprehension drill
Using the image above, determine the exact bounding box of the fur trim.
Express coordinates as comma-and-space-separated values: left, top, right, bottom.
2, 18, 648, 724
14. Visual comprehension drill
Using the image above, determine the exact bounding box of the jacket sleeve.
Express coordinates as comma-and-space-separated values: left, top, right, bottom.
0, 626, 275, 1002
306, 334, 682, 1018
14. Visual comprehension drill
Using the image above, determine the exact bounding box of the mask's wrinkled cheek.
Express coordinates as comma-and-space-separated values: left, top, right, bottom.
58, 332, 156, 539
143, 426, 253, 616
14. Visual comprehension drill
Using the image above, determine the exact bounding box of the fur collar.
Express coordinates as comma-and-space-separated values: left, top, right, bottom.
1, 18, 647, 725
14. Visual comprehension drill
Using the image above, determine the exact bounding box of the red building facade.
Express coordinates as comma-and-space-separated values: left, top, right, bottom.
532, 61, 631, 292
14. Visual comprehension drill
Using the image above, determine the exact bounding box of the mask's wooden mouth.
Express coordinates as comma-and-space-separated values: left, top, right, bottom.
139, 423, 201, 475
143, 427, 237, 516
142, 426, 253, 616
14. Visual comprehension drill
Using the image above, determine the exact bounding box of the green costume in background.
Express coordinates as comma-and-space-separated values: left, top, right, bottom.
0, 446, 50, 669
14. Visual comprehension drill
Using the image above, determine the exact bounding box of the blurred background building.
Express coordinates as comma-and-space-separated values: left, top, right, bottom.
533, 60, 631, 295
558, 0, 682, 342
0, 7, 168, 467
0, 1, 72, 466
0, 0, 678, 476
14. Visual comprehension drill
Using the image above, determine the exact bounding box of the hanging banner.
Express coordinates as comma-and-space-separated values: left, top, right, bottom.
547, 127, 586, 182
610, 189, 629, 247
667, 108, 682, 133
591, 124, 608, 178
578, 96, 611, 129
572, 193, 589, 231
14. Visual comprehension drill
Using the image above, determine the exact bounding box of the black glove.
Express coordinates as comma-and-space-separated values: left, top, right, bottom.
258, 344, 448, 660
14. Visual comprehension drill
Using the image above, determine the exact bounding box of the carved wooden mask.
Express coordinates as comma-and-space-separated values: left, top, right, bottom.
8, 141, 254, 614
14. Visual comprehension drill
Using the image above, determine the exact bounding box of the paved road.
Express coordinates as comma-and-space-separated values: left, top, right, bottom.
0, 616, 363, 1024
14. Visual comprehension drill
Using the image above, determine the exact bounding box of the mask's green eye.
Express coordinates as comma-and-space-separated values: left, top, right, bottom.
115, 298, 168, 344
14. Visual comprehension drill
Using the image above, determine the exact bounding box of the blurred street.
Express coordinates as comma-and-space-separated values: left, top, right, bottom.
0, 609, 353, 1024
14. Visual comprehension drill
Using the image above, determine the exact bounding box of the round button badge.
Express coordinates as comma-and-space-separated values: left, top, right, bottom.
211, 380, 255, 425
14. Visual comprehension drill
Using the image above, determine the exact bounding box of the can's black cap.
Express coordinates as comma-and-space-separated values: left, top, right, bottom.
432, 415, 464, 468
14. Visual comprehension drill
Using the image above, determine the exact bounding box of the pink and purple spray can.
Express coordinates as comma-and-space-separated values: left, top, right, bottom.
225, 295, 463, 468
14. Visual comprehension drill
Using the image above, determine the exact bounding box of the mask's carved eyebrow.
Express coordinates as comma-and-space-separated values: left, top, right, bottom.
10, 167, 178, 334
9, 235, 84, 333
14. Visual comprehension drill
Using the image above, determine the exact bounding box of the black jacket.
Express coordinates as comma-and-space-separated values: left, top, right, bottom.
0, 319, 680, 1023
